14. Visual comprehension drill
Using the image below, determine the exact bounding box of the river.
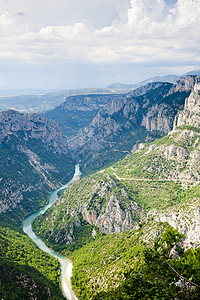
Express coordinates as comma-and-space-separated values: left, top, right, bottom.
22, 164, 81, 300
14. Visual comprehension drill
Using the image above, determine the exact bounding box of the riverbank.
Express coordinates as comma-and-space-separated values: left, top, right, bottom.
22, 164, 80, 299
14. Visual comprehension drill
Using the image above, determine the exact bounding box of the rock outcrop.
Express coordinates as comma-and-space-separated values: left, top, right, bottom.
68, 78, 195, 173
147, 198, 200, 249
0, 110, 70, 154
173, 77, 200, 129
0, 110, 74, 216
61, 94, 120, 112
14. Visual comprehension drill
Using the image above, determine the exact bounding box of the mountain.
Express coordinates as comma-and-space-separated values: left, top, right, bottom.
45, 94, 122, 138
107, 70, 200, 92
0, 110, 75, 223
0, 88, 127, 113
1, 73, 200, 299
0, 110, 75, 299
68, 76, 197, 175
0, 70, 198, 114
183, 69, 200, 76
32, 79, 200, 298
107, 74, 180, 90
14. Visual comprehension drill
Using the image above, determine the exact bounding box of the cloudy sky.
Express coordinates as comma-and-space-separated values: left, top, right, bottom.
0, 0, 200, 89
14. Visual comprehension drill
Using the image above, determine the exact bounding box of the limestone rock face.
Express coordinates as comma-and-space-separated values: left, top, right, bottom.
141, 103, 174, 134
169, 75, 197, 93
141, 76, 199, 134
40, 172, 144, 240
61, 94, 120, 112
173, 77, 200, 129
0, 110, 74, 215
149, 198, 200, 249
68, 78, 194, 172
0, 110, 70, 154
75, 174, 143, 234
81, 195, 139, 234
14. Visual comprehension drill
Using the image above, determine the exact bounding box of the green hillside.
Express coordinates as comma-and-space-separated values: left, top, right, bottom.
0, 224, 65, 299
2, 79, 200, 299
33, 122, 200, 298
0, 110, 75, 299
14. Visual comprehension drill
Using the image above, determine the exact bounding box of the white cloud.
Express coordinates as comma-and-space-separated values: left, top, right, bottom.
0, 0, 200, 89
0, 0, 200, 66
127, 0, 167, 27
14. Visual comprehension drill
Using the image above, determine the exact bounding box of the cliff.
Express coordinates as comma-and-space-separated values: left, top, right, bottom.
0, 110, 74, 218
32, 83, 200, 298
173, 78, 200, 129
45, 94, 121, 138
33, 78, 200, 244
68, 78, 194, 173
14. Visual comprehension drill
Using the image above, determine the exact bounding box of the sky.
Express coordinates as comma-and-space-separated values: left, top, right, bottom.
0, 0, 200, 89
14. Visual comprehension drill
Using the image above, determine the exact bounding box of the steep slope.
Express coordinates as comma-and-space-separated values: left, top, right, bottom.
68, 76, 196, 174
33, 122, 200, 251
0, 109, 75, 222
0, 110, 75, 299
0, 225, 65, 300
45, 94, 121, 138
33, 80, 200, 298
0, 88, 122, 113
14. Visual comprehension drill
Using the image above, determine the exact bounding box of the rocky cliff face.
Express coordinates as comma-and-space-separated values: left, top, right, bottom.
61, 94, 120, 112
170, 75, 198, 93
0, 110, 69, 154
78, 176, 142, 234
141, 102, 175, 133
68, 78, 194, 173
33, 171, 144, 248
0, 110, 74, 217
173, 77, 200, 129
45, 94, 122, 138
147, 197, 200, 249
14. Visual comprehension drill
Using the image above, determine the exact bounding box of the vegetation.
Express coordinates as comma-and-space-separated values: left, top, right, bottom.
0, 83, 199, 299
68, 227, 200, 299
93, 228, 200, 300
108, 126, 200, 184
0, 224, 64, 299
32, 122, 200, 299
46, 105, 98, 138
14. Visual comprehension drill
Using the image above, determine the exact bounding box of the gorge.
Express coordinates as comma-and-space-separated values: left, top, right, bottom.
1, 74, 200, 299
23, 165, 81, 300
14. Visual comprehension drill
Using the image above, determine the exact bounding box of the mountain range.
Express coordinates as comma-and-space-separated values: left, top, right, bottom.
32, 76, 200, 299
65, 75, 195, 175
0, 73, 200, 299
1, 70, 200, 113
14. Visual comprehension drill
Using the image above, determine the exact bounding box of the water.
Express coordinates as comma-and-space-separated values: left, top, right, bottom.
22, 165, 80, 300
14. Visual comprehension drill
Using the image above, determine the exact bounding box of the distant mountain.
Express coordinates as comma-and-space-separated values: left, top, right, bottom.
45, 93, 123, 138
107, 74, 180, 91
0, 88, 126, 113
107, 70, 200, 92
182, 69, 200, 76
0, 70, 199, 113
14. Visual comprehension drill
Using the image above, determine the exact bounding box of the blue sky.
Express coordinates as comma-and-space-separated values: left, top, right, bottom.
0, 0, 200, 89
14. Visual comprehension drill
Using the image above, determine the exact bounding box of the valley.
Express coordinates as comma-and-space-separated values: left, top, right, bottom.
32, 76, 200, 298
0, 74, 200, 299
